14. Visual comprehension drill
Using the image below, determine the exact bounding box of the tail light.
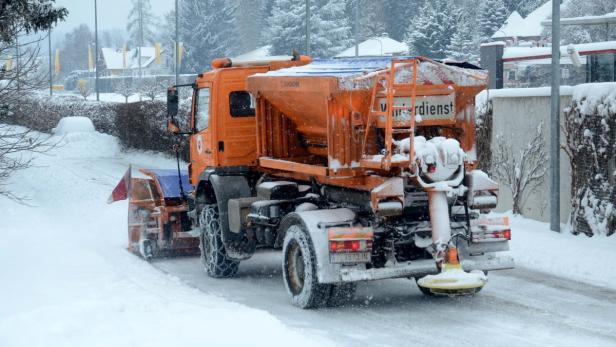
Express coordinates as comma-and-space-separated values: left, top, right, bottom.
329, 239, 373, 253
327, 227, 373, 264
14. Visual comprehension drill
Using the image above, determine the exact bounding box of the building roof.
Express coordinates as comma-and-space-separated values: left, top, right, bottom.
503, 40, 616, 62
101, 46, 162, 71
335, 36, 409, 57
492, 1, 566, 39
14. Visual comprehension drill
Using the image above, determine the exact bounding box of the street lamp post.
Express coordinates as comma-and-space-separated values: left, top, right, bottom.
94, 0, 100, 101
175, 0, 179, 85
550, 0, 561, 232
48, 30, 53, 96
305, 0, 310, 56
354, 0, 359, 57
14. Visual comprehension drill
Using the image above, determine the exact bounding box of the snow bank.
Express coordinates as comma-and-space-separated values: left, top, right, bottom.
0, 125, 335, 347
505, 212, 616, 290
52, 116, 95, 135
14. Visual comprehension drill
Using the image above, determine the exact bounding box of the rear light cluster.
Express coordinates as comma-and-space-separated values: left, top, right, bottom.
471, 229, 511, 242
329, 239, 373, 253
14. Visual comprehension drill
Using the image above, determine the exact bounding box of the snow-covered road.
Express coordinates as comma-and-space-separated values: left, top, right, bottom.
2, 124, 615, 347
154, 252, 616, 347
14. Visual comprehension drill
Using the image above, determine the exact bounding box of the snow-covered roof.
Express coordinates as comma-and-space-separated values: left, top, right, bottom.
101, 48, 126, 70
493, 11, 525, 39
503, 41, 616, 61
101, 46, 162, 70
335, 37, 408, 57
492, 1, 566, 39
233, 45, 272, 60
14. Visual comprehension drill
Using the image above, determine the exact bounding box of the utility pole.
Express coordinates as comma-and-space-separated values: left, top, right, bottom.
550, 0, 561, 232
305, 0, 310, 56
354, 0, 359, 57
138, 0, 143, 101
175, 0, 179, 85
48, 30, 53, 96
94, 0, 100, 101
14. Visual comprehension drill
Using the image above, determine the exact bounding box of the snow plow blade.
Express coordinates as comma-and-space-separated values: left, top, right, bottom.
109, 167, 199, 259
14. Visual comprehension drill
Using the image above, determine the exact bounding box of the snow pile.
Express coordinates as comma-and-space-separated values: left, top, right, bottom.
0, 125, 335, 347
52, 116, 95, 135
507, 212, 616, 290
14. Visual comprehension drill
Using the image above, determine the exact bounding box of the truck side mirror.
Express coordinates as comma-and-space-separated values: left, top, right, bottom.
167, 87, 179, 119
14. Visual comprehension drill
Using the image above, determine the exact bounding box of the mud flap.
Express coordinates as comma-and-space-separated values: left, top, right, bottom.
209, 174, 255, 260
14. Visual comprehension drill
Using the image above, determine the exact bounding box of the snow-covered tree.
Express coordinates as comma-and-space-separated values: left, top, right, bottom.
266, 0, 306, 55
559, 0, 616, 44
503, 0, 547, 17
266, 0, 351, 58
405, 0, 458, 59
344, 0, 386, 42
446, 13, 480, 63
311, 0, 352, 57
126, 0, 157, 46
383, 0, 420, 41
233, 0, 270, 52
59, 24, 93, 75
478, 0, 508, 42
179, 0, 239, 73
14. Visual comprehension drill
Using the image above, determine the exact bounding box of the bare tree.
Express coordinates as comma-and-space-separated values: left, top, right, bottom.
140, 79, 161, 101
77, 79, 92, 100
492, 123, 548, 215
114, 78, 134, 103
0, 124, 56, 202
0, 0, 67, 201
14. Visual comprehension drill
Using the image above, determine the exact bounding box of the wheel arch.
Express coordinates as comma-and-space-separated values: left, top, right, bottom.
278, 208, 357, 284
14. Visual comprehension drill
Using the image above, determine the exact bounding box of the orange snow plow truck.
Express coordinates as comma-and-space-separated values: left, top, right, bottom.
113, 54, 514, 308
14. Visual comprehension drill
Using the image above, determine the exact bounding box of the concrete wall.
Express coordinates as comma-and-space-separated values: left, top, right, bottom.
490, 92, 572, 223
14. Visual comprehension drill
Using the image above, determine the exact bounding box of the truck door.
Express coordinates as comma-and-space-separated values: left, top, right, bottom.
217, 89, 257, 167
191, 84, 216, 175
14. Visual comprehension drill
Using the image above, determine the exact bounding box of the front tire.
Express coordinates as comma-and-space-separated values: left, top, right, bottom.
199, 204, 239, 278
282, 224, 332, 309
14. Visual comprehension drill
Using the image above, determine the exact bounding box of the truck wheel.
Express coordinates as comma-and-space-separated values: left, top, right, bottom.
199, 204, 239, 278
327, 283, 357, 307
282, 224, 332, 309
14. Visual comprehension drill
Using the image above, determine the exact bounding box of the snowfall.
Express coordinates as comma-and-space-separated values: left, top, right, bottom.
1, 119, 616, 347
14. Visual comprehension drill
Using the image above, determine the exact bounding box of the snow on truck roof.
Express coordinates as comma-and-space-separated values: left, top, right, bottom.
256, 57, 487, 89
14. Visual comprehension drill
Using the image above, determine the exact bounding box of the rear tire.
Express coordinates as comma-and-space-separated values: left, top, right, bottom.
199, 204, 239, 278
282, 224, 332, 309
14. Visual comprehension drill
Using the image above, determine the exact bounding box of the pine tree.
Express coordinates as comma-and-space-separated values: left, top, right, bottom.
266, 0, 306, 55
60, 24, 93, 75
266, 0, 351, 58
446, 13, 480, 63
179, 0, 239, 73
478, 0, 508, 42
234, 0, 271, 52
383, 0, 421, 41
126, 0, 157, 46
405, 0, 457, 59
311, 0, 352, 57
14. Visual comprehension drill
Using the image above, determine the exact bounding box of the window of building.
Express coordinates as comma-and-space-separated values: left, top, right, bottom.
195, 88, 210, 131
507, 69, 517, 81
229, 91, 255, 117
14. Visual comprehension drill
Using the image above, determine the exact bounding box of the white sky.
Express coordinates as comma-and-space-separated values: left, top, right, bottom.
53, 0, 174, 34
